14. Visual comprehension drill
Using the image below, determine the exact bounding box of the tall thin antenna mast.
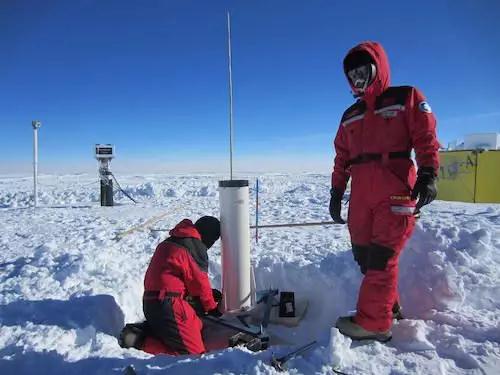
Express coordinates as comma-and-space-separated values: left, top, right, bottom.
32, 120, 42, 208
227, 11, 234, 180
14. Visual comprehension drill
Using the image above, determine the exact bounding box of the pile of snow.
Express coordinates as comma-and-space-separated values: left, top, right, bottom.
0, 174, 498, 374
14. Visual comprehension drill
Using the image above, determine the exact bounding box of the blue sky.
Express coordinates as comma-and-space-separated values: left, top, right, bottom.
1, 0, 499, 174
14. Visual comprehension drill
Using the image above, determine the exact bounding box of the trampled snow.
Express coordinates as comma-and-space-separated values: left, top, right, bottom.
0, 173, 499, 374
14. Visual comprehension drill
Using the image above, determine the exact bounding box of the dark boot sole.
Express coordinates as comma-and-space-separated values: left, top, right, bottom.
357, 334, 392, 343
337, 329, 392, 343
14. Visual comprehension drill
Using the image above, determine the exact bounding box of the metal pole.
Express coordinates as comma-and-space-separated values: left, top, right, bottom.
249, 221, 337, 229
255, 178, 259, 243
150, 220, 339, 233
33, 128, 37, 207
203, 315, 262, 337
32, 120, 41, 208
473, 151, 478, 203
227, 11, 234, 180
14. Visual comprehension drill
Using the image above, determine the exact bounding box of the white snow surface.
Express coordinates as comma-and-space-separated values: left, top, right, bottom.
0, 173, 499, 374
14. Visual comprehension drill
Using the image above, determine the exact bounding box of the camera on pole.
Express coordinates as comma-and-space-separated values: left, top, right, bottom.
95, 144, 114, 207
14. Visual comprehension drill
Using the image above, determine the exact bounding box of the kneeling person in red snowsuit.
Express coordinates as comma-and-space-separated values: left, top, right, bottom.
330, 42, 440, 341
142, 216, 222, 355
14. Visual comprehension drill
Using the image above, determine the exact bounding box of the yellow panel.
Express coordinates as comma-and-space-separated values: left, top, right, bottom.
437, 151, 477, 203
476, 151, 500, 203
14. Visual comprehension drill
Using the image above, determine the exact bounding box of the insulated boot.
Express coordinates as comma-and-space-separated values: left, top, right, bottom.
118, 322, 149, 349
335, 316, 392, 342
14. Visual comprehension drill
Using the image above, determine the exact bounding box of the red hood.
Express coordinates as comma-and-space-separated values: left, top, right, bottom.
343, 41, 390, 99
169, 219, 201, 240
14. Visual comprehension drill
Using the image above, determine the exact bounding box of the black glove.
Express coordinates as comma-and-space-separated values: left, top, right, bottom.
206, 306, 223, 318
212, 288, 222, 303
329, 187, 346, 224
411, 167, 437, 210
185, 296, 204, 316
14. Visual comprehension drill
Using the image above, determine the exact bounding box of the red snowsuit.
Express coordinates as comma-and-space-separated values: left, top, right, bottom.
142, 219, 218, 355
332, 42, 439, 332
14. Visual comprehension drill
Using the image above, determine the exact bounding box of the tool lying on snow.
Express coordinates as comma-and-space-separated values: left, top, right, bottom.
270, 340, 349, 374
270, 340, 318, 371
203, 314, 270, 352
198, 289, 282, 352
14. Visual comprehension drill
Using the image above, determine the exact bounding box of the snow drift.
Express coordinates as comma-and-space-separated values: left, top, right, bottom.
0, 173, 498, 374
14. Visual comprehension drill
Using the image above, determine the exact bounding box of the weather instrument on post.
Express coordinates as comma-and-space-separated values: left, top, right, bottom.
95, 144, 114, 207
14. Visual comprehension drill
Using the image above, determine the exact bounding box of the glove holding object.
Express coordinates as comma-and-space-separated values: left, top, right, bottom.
206, 306, 223, 318
411, 167, 437, 210
187, 289, 223, 317
212, 288, 222, 303
186, 296, 204, 316
207, 289, 224, 317
329, 187, 346, 224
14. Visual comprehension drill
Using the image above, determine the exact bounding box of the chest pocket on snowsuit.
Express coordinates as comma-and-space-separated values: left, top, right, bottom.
341, 101, 366, 156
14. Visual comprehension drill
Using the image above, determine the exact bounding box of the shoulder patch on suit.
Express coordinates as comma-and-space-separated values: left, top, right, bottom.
418, 101, 432, 113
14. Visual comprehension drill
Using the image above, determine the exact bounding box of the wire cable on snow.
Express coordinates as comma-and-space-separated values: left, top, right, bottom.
110, 172, 137, 204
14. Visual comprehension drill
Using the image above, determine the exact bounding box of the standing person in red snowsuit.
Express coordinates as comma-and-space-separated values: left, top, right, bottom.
330, 41, 440, 341
142, 216, 222, 355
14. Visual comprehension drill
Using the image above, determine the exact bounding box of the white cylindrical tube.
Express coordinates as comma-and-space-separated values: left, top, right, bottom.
219, 180, 252, 312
